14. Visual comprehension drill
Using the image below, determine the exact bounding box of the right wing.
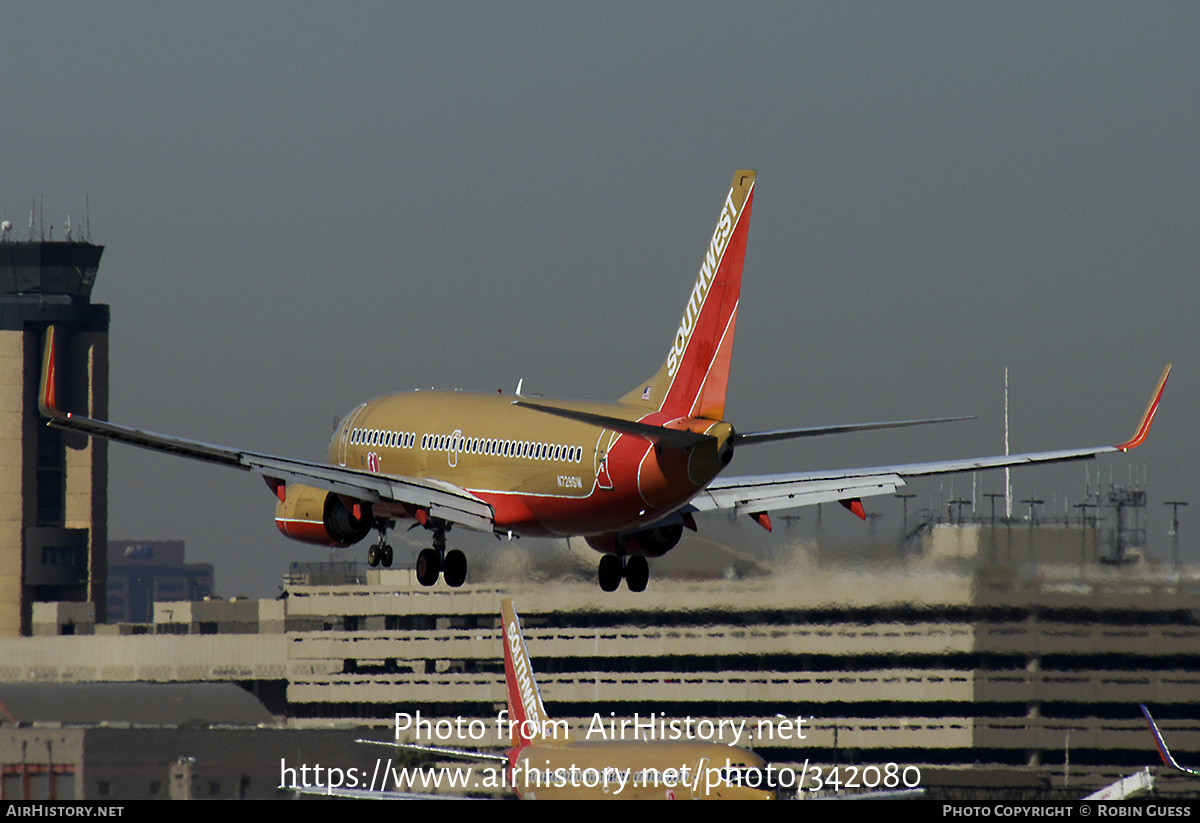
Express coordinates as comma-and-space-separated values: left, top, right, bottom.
38, 327, 494, 533
690, 365, 1170, 520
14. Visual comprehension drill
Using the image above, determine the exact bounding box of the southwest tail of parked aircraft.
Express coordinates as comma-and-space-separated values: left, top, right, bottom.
496, 598, 776, 799
1141, 704, 1200, 777
38, 170, 1170, 591
354, 599, 777, 799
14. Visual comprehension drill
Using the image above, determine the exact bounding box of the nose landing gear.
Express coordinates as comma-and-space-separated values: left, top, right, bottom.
366, 523, 393, 568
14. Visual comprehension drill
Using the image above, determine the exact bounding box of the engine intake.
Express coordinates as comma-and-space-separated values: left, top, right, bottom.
274, 484, 373, 547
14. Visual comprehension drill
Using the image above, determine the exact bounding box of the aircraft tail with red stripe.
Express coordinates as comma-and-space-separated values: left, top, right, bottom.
501, 599, 567, 748
620, 170, 756, 421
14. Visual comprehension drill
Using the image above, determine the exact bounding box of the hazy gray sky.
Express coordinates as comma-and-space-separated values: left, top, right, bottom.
3, 3, 1196, 596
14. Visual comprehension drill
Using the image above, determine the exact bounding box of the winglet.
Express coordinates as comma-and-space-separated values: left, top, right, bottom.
501, 599, 561, 748
38, 326, 65, 419
1115, 365, 1171, 452
1140, 704, 1198, 774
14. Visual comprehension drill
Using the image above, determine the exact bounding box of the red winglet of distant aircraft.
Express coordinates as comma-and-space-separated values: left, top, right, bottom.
36, 170, 1172, 592
1141, 704, 1200, 776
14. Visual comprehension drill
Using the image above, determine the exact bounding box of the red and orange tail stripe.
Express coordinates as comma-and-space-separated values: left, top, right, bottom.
501, 599, 555, 748
38, 325, 64, 419
661, 172, 755, 420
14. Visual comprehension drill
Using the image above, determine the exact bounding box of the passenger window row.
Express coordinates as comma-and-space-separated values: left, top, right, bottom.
350, 427, 583, 464
349, 428, 416, 449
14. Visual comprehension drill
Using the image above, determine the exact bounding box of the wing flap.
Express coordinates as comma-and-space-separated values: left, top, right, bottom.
692, 474, 903, 512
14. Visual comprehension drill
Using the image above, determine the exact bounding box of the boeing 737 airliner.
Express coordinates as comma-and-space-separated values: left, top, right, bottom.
38, 170, 1169, 591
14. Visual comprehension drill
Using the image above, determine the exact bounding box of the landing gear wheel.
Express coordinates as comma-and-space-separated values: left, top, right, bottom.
416, 548, 441, 586
443, 550, 467, 588
625, 555, 649, 592
381, 544, 393, 568
598, 554, 622, 592
367, 544, 381, 568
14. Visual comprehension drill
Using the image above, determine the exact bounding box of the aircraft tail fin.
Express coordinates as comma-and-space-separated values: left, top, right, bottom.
501, 599, 564, 747
620, 170, 756, 421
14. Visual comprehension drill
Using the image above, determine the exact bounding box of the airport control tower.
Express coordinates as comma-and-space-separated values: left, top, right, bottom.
0, 221, 108, 635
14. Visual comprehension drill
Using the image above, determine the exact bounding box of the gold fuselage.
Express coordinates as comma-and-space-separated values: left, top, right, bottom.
327, 390, 734, 537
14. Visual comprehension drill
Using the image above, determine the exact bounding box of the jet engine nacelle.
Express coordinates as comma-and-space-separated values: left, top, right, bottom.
585, 522, 684, 557
274, 483, 373, 547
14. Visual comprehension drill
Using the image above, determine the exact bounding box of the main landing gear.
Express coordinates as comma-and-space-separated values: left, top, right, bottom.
363, 521, 467, 587
598, 553, 649, 593
415, 526, 468, 588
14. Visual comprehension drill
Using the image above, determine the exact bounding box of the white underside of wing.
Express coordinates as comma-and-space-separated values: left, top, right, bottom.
697, 445, 1116, 513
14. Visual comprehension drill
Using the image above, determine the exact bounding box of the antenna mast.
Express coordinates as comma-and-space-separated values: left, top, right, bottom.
1004, 367, 1012, 519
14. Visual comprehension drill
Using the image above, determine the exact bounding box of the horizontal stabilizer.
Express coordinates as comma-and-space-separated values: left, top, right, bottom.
735, 415, 972, 446
513, 400, 714, 449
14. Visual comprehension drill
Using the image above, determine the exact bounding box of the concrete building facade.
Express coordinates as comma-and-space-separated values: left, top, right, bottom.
5, 534, 1200, 799
0, 239, 108, 636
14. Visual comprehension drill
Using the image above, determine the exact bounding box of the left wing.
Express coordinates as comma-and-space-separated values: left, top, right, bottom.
691, 365, 1170, 521
38, 327, 494, 532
